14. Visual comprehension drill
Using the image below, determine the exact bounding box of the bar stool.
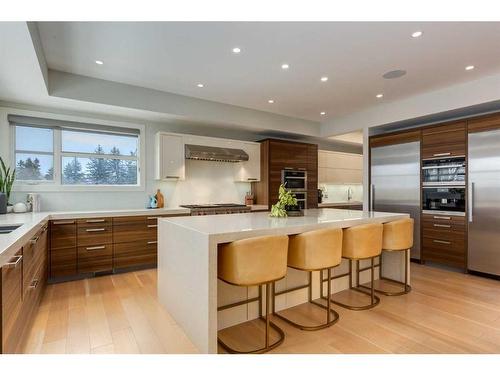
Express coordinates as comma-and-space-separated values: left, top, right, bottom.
273, 228, 342, 331
359, 218, 413, 296
217, 234, 289, 354
331, 223, 383, 310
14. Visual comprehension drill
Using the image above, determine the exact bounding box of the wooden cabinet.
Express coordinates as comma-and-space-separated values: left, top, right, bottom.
155, 133, 185, 180
421, 121, 466, 159
1, 249, 23, 353
23, 224, 48, 298
421, 214, 467, 269
252, 139, 319, 209
318, 150, 363, 184
234, 142, 261, 182
77, 244, 113, 274
50, 220, 77, 278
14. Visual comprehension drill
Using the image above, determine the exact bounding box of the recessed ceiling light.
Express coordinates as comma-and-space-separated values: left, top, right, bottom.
95, 60, 104, 65
412, 31, 423, 38
197, 83, 204, 88
376, 94, 384, 98
320, 76, 329, 82
232, 47, 241, 54
268, 99, 275, 104
465, 65, 475, 71
320, 111, 326, 116
281, 64, 289, 70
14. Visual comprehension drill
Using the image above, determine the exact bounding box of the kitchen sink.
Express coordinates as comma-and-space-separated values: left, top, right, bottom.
0, 225, 22, 234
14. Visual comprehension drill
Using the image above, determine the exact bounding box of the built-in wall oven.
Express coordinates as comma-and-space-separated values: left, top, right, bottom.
422, 156, 466, 186
422, 186, 466, 216
281, 168, 307, 209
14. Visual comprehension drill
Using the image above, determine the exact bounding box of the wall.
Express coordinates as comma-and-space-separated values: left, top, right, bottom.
1, 106, 250, 211
319, 184, 363, 203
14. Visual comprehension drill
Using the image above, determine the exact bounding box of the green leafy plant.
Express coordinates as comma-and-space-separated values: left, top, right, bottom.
0, 157, 16, 205
270, 184, 298, 218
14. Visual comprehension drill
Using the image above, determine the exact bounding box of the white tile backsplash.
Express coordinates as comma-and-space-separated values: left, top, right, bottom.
319, 183, 363, 203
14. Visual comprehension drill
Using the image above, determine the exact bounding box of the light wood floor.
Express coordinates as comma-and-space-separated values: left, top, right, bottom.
23, 264, 500, 354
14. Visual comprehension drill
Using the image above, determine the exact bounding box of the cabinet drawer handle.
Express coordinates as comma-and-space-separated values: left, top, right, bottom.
52, 220, 75, 225
30, 236, 40, 245
433, 216, 451, 220
433, 224, 451, 228
29, 279, 39, 289
147, 217, 158, 220
86, 219, 106, 223
85, 228, 106, 232
165, 175, 179, 179
147, 241, 158, 245
86, 245, 106, 251
433, 152, 451, 157
4, 255, 22, 269
147, 224, 158, 228
41, 225, 48, 233
247, 178, 258, 181
433, 239, 451, 245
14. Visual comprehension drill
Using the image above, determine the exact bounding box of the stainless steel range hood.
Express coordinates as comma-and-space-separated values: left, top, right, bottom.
185, 144, 249, 163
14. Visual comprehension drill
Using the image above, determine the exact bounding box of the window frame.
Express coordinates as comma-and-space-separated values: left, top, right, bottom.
11, 122, 145, 192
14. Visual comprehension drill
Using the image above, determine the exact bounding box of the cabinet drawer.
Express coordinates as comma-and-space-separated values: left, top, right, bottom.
23, 225, 48, 297
50, 220, 77, 249
422, 236, 466, 268
77, 217, 112, 228
422, 122, 466, 159
423, 226, 464, 241
422, 214, 465, 231
77, 226, 113, 246
50, 247, 77, 278
113, 222, 156, 243
113, 241, 157, 270
77, 244, 113, 274
1, 250, 23, 353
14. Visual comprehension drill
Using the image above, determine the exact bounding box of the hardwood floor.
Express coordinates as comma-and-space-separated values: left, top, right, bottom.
23, 264, 500, 354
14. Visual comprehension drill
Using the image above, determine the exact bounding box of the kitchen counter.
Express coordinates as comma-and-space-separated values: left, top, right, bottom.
157, 208, 409, 353
0, 205, 269, 267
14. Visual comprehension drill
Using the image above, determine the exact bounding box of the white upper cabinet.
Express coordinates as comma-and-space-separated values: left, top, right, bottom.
318, 150, 363, 184
233, 142, 261, 182
155, 132, 260, 182
155, 133, 185, 180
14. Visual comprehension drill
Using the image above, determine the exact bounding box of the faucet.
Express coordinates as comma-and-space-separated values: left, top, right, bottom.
347, 186, 353, 201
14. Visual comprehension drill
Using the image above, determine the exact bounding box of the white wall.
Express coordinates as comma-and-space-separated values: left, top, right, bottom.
1, 106, 250, 211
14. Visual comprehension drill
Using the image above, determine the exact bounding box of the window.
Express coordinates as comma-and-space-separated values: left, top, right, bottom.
11, 116, 141, 187
14, 126, 54, 181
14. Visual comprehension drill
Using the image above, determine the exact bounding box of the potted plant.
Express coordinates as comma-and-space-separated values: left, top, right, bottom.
0, 157, 16, 213
270, 184, 301, 217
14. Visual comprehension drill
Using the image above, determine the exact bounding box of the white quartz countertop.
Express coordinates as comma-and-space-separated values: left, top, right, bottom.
160, 208, 408, 242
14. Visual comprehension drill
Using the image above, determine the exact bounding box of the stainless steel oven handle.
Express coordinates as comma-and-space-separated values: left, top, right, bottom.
468, 182, 474, 223
433, 152, 451, 157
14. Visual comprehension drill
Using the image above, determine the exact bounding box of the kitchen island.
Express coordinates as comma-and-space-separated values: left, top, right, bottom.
158, 208, 409, 353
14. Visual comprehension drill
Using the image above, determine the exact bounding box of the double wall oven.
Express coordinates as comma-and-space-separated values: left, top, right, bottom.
422, 156, 466, 216
281, 168, 307, 209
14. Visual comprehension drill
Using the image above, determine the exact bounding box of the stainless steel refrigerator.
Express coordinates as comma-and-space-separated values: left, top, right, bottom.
371, 141, 421, 259
468, 130, 500, 276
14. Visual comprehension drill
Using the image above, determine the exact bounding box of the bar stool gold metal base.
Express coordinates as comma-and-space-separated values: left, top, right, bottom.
328, 258, 381, 311
217, 283, 285, 354
272, 269, 340, 331
357, 249, 411, 297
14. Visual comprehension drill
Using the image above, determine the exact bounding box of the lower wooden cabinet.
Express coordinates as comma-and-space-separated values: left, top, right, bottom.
77, 244, 113, 274
113, 241, 157, 270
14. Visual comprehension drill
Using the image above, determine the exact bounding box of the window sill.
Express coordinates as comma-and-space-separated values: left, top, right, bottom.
13, 183, 145, 193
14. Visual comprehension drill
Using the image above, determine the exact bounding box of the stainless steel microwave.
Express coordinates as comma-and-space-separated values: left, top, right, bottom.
281, 169, 307, 191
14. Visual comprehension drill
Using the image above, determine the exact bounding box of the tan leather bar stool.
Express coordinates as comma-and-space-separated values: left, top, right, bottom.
358, 218, 413, 296
217, 235, 289, 354
273, 228, 342, 331
330, 223, 383, 310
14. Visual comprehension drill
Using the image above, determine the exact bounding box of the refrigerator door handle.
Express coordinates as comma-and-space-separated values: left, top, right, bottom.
468, 182, 474, 223
370, 184, 374, 211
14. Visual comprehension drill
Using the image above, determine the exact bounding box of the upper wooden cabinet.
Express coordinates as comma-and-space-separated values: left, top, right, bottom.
421, 121, 466, 159
155, 133, 185, 181
318, 150, 363, 184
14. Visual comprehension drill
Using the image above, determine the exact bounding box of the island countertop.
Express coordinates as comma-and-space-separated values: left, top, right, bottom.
158, 208, 409, 353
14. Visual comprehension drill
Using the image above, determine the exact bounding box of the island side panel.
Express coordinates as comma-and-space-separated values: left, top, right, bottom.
158, 220, 218, 354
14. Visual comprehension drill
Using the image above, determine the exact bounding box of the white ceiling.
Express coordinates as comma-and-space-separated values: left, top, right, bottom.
36, 22, 500, 122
